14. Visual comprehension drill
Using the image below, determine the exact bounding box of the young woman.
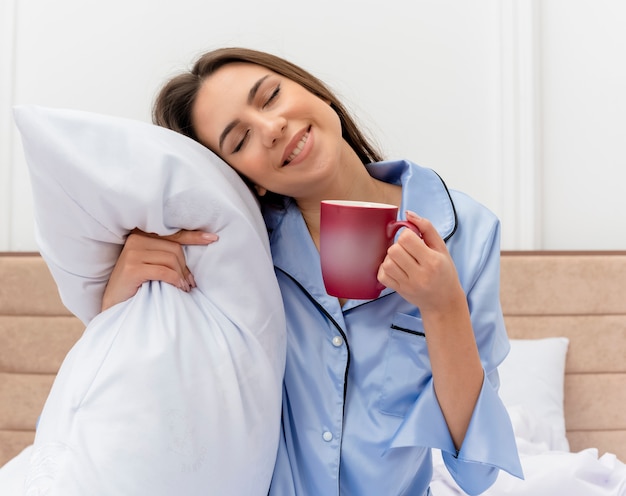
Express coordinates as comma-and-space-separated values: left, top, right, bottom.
102, 47, 523, 495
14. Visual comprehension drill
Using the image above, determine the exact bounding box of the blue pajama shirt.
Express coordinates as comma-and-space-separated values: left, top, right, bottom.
265, 160, 523, 496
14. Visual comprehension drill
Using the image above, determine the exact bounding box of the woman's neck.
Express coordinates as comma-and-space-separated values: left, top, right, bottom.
298, 165, 402, 250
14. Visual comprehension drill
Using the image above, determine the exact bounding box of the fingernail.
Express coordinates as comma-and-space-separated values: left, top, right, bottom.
406, 210, 421, 219
187, 272, 196, 288
201, 233, 219, 242
179, 278, 190, 292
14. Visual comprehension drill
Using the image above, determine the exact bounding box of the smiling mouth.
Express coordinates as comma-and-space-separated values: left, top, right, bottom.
283, 128, 310, 165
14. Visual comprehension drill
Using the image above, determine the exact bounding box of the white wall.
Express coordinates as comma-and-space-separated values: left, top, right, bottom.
541, 0, 626, 249
1, 0, 625, 251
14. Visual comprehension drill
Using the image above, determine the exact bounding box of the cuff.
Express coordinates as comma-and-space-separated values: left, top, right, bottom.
386, 371, 524, 480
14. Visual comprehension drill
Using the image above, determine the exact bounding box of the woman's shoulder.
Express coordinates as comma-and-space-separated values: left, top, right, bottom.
449, 189, 496, 217
448, 188, 500, 224
374, 159, 499, 242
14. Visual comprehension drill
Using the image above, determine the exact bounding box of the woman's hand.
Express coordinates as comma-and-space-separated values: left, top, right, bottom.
101, 229, 218, 312
378, 211, 465, 314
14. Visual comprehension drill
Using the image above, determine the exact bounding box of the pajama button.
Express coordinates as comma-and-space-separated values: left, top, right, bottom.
332, 336, 343, 347
322, 431, 333, 442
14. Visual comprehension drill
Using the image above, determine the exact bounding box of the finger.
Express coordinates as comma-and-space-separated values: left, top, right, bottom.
145, 234, 211, 286
378, 261, 405, 291
377, 266, 399, 292
122, 248, 184, 280
167, 229, 219, 245
115, 259, 192, 292
137, 229, 218, 245
383, 243, 417, 280
131, 248, 184, 273
147, 249, 198, 289
103, 252, 193, 312
405, 211, 446, 251
139, 262, 193, 292
125, 236, 195, 287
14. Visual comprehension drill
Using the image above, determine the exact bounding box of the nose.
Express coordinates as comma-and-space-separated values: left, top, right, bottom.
259, 114, 287, 147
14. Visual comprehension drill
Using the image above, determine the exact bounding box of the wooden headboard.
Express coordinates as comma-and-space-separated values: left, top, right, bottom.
1, 251, 625, 467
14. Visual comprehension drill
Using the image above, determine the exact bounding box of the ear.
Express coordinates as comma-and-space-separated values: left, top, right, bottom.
254, 184, 267, 197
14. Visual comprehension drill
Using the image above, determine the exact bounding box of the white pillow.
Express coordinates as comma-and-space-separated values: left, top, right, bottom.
498, 337, 570, 452
0, 445, 32, 496
14, 105, 286, 495
16, 104, 273, 325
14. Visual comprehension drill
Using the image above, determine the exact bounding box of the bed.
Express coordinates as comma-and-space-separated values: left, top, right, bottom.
1, 251, 625, 494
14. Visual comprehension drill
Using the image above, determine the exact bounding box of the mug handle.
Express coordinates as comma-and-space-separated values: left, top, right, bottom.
386, 220, 422, 239
374, 220, 423, 294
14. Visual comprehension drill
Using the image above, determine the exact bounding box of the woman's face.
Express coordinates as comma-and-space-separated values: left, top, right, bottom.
191, 62, 347, 199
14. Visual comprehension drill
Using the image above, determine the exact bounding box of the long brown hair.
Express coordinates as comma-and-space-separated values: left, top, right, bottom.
152, 47, 383, 166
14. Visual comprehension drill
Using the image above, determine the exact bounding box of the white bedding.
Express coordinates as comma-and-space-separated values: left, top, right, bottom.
0, 447, 32, 496
3, 338, 625, 495
431, 432, 626, 495
428, 337, 626, 495
4, 437, 626, 495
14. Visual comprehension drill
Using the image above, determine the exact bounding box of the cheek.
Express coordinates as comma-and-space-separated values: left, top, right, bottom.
317, 96, 342, 129
229, 156, 266, 183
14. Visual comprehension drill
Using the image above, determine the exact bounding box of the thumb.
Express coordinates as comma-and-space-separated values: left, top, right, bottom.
164, 229, 219, 245
134, 228, 218, 245
405, 211, 446, 250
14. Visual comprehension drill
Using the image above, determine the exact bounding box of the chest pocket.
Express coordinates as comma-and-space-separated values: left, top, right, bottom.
378, 313, 432, 417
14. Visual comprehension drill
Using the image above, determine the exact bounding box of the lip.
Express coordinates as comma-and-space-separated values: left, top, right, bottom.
281, 126, 312, 167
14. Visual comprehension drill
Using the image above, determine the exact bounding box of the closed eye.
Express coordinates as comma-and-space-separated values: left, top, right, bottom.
230, 81, 280, 154
263, 85, 281, 108
233, 129, 250, 154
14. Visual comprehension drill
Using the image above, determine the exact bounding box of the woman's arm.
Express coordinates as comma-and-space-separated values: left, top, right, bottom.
377, 211, 483, 450
102, 229, 217, 311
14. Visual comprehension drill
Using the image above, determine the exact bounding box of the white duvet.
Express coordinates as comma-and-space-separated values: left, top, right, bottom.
428, 344, 626, 495
430, 407, 626, 496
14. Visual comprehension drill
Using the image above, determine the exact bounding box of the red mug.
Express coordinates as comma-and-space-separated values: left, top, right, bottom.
320, 200, 421, 300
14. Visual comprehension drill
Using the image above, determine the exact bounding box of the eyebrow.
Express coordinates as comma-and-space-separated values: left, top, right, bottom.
218, 74, 271, 152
